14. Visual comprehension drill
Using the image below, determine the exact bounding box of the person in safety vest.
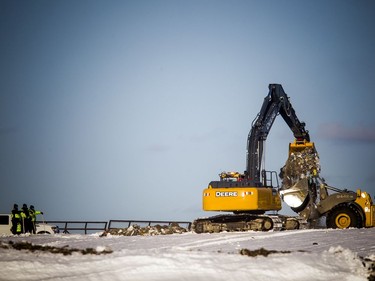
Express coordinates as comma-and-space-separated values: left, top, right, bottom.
20, 204, 32, 233
11, 204, 22, 235
29, 205, 43, 234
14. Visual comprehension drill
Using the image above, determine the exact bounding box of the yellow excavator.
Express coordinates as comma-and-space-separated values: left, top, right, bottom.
192, 84, 375, 233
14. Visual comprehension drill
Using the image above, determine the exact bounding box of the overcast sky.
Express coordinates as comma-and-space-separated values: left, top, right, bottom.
1, 0, 375, 221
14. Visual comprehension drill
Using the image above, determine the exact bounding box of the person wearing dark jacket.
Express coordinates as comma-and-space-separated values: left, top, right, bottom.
20, 204, 32, 233
11, 204, 21, 235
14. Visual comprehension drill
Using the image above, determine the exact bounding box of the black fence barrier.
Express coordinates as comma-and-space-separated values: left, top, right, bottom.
38, 221, 108, 234
108, 220, 192, 231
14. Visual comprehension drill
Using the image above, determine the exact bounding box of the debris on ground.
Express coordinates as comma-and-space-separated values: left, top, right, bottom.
101, 223, 188, 236
363, 256, 375, 281
280, 147, 320, 188
0, 241, 112, 255
239, 247, 292, 257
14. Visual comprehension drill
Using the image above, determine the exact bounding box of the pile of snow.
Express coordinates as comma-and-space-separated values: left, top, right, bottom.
0, 228, 374, 280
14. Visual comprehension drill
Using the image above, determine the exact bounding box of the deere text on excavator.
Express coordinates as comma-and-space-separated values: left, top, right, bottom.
192, 84, 375, 233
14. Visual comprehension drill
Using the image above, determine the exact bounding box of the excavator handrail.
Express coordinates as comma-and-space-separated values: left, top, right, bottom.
325, 185, 353, 194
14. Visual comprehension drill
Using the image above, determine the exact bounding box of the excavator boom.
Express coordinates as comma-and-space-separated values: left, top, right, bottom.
247, 84, 312, 184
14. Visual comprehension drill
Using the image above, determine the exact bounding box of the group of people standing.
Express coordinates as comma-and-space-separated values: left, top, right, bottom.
11, 203, 43, 235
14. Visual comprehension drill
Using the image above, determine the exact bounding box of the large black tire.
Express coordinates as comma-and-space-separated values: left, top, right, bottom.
326, 204, 363, 229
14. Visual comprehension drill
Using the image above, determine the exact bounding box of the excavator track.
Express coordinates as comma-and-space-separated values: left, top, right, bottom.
192, 214, 302, 233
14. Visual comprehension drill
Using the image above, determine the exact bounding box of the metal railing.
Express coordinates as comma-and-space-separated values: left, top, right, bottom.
108, 220, 192, 231
39, 221, 108, 234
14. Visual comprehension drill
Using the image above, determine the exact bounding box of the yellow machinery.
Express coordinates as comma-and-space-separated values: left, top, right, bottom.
353, 190, 375, 228
193, 84, 314, 232
193, 84, 374, 233
203, 180, 282, 213
289, 139, 315, 154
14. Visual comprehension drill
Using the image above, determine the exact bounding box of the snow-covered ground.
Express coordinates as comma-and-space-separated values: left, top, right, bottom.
0, 228, 374, 281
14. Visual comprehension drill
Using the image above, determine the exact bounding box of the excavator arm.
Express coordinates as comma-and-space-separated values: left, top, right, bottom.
246, 84, 312, 184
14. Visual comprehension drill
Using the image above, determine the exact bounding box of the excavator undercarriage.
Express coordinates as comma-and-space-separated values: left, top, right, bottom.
192, 214, 301, 233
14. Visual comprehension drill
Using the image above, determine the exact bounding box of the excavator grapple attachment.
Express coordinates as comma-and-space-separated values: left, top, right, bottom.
279, 141, 321, 220
288, 140, 315, 155
280, 141, 320, 188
